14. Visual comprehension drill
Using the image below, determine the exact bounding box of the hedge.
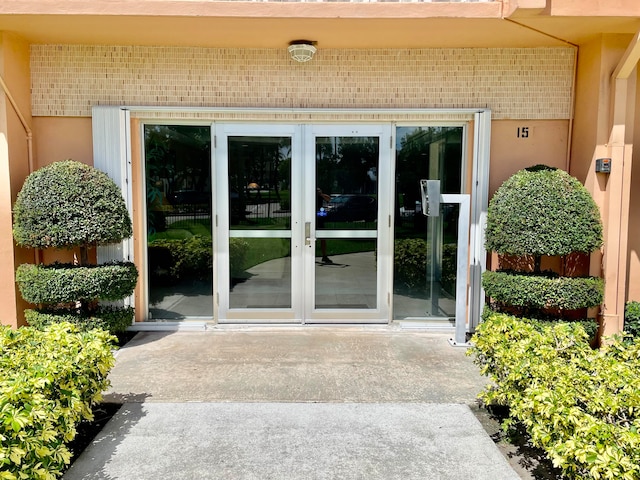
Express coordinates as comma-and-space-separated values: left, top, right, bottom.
16, 262, 138, 304
0, 323, 115, 479
483, 270, 604, 310
470, 313, 640, 480
624, 301, 640, 339
25, 306, 134, 334
12, 160, 132, 249
485, 166, 603, 256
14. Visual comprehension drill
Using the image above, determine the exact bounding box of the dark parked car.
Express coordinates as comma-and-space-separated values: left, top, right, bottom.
325, 194, 377, 222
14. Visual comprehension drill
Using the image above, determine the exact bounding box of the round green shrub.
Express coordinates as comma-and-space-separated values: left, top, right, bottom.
624, 301, 640, 339
25, 306, 134, 334
483, 270, 604, 310
16, 262, 138, 304
485, 166, 603, 256
229, 237, 250, 278
13, 160, 133, 249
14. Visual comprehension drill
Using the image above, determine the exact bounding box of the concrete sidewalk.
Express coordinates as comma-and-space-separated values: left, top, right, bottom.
64, 328, 524, 479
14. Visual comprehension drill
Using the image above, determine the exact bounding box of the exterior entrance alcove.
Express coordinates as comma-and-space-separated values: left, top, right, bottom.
92, 107, 491, 343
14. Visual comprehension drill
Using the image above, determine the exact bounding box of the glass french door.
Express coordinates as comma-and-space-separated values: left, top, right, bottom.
216, 124, 391, 323
304, 125, 392, 323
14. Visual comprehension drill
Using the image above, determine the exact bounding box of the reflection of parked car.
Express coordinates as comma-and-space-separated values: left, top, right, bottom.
326, 195, 377, 222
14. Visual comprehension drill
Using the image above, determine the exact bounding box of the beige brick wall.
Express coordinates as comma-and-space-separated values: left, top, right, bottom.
31, 45, 574, 119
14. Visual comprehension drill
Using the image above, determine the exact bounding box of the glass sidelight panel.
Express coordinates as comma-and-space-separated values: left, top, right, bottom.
393, 126, 464, 321
145, 125, 213, 319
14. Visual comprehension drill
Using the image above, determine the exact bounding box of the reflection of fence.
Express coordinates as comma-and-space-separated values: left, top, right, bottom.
233, 198, 292, 228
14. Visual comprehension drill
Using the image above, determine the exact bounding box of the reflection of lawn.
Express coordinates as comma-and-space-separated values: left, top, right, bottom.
148, 219, 376, 270
150, 219, 211, 241
317, 239, 376, 258
241, 238, 291, 271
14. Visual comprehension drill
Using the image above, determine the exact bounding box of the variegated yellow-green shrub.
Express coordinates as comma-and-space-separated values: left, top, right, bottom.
470, 312, 640, 480
0, 323, 115, 480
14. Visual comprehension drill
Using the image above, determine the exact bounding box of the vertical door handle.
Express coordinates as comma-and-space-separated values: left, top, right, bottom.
305, 222, 311, 246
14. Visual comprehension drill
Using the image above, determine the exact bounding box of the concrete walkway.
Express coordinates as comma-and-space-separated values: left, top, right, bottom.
64, 328, 524, 480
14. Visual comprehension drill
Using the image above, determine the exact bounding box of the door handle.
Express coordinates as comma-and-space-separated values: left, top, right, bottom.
305, 222, 311, 246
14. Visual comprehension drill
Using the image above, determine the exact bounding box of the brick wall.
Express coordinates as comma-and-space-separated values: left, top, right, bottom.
31, 45, 573, 119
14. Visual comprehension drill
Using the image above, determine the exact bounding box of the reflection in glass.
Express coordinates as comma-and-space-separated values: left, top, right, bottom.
315, 137, 379, 231
145, 125, 213, 319
393, 126, 463, 320
229, 238, 292, 309
315, 239, 377, 309
228, 137, 292, 230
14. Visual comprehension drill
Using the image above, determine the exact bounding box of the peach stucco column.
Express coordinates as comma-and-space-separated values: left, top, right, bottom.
600, 33, 640, 337
0, 32, 33, 328
0, 97, 19, 328
571, 34, 638, 337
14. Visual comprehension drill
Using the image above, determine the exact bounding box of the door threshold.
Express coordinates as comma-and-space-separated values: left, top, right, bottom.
128, 320, 457, 333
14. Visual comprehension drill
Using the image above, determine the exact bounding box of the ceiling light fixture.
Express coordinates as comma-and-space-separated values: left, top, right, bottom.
288, 40, 317, 63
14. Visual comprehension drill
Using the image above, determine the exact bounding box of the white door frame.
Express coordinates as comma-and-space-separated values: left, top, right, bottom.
302, 124, 392, 324
215, 123, 303, 323
93, 107, 490, 333
215, 123, 392, 324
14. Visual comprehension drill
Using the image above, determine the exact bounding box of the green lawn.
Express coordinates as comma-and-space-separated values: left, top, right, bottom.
149, 218, 376, 271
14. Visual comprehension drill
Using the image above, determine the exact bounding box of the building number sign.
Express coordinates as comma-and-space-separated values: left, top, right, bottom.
517, 127, 530, 138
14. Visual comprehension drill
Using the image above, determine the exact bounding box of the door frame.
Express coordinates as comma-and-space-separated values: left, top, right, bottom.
92, 106, 490, 334
302, 124, 392, 324
215, 123, 392, 324
215, 123, 302, 323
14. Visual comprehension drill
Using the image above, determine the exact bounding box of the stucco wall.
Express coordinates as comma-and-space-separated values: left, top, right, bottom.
627, 67, 640, 302
489, 119, 569, 196
30, 45, 575, 120
32, 116, 93, 169
0, 32, 33, 327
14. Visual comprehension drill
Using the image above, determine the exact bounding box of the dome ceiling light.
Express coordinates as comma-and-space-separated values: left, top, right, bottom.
288, 40, 317, 63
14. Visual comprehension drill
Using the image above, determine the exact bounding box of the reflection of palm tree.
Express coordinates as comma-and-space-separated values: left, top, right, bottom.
316, 137, 379, 196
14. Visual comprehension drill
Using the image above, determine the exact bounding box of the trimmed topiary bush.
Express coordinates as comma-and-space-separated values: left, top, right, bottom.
485, 165, 603, 256
13, 160, 138, 334
13, 160, 132, 253
16, 262, 138, 304
24, 306, 135, 334
483, 270, 604, 311
484, 165, 603, 322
